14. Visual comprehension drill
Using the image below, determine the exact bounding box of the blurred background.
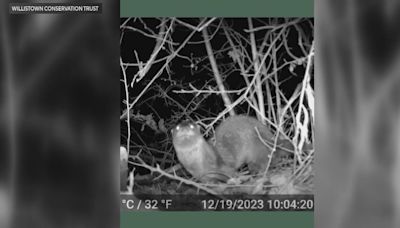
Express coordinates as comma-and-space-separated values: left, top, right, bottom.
316, 0, 400, 228
0, 1, 119, 227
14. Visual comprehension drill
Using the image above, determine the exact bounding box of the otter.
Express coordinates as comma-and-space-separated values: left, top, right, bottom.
171, 120, 234, 182
172, 116, 295, 182
215, 115, 288, 173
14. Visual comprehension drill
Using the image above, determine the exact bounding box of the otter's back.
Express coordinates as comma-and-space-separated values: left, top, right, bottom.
215, 115, 275, 172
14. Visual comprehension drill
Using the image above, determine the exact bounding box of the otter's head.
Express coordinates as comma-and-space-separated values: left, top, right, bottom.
171, 120, 201, 146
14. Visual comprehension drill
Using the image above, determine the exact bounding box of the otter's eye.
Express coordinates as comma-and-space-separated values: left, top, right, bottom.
190, 124, 194, 129
176, 126, 180, 131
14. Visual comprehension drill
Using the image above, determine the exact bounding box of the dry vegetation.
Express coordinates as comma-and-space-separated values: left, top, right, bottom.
120, 18, 314, 196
